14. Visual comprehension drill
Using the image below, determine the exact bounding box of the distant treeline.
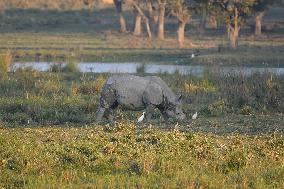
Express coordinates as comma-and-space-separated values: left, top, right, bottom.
0, 0, 109, 10
0, 0, 283, 48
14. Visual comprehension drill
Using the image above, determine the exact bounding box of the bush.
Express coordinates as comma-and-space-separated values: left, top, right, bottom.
136, 64, 146, 74
202, 100, 231, 116
49, 63, 63, 72
74, 75, 106, 95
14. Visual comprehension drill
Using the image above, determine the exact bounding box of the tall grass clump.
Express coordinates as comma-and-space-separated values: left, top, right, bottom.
49, 63, 63, 73
218, 72, 284, 113
61, 59, 78, 73
136, 64, 146, 74
0, 51, 12, 76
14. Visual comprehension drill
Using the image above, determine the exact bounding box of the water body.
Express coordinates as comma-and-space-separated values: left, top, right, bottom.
11, 62, 284, 76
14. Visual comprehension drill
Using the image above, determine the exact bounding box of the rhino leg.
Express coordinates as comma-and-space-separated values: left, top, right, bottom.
95, 107, 106, 123
145, 104, 155, 122
96, 84, 118, 123
158, 107, 169, 121
104, 109, 115, 123
161, 112, 169, 121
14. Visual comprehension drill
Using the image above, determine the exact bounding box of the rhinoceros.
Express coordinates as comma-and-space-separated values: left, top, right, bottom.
95, 75, 185, 122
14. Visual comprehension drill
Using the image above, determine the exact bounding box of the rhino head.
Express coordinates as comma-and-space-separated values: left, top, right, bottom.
165, 94, 185, 121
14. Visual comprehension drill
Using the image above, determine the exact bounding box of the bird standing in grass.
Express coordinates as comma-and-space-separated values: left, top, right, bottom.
137, 112, 146, 123
192, 112, 198, 120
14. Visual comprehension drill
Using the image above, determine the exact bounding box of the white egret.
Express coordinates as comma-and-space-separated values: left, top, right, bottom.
192, 112, 198, 120
191, 52, 200, 59
174, 122, 179, 131
137, 112, 146, 123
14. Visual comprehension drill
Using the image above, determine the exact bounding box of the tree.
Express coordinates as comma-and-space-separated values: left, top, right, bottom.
114, 0, 128, 32
213, 0, 256, 48
130, 0, 152, 38
146, 0, 159, 35
193, 0, 221, 31
252, 0, 281, 36
168, 0, 191, 47
133, 4, 142, 35
193, 0, 210, 33
0, 1, 5, 16
157, 0, 166, 40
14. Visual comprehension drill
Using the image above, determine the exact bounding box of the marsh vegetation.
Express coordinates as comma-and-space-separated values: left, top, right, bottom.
0, 69, 283, 189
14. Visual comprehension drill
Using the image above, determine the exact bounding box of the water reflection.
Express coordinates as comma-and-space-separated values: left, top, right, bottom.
11, 62, 284, 76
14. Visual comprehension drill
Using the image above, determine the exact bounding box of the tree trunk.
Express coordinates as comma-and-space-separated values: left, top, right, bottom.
147, 1, 153, 18
229, 27, 238, 48
147, 1, 158, 34
199, 6, 207, 34
132, 1, 152, 39
157, 2, 165, 40
133, 13, 142, 35
226, 22, 230, 39
0, 2, 5, 16
114, 0, 127, 33
228, 8, 240, 49
130, 1, 152, 39
255, 11, 264, 36
177, 20, 186, 48
119, 15, 127, 33
209, 15, 217, 29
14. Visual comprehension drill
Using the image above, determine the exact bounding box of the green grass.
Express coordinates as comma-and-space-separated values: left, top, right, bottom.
0, 124, 284, 188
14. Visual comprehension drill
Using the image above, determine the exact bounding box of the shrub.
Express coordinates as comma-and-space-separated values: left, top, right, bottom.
184, 78, 216, 93
76, 75, 105, 95
62, 61, 78, 73
49, 63, 63, 72
202, 100, 231, 116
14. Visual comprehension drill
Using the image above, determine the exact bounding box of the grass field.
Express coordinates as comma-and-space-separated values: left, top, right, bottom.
1, 125, 284, 188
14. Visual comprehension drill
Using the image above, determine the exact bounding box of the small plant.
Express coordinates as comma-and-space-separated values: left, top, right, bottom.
136, 64, 146, 74
49, 63, 63, 72
94, 75, 105, 93
184, 78, 216, 93
0, 51, 12, 75
76, 75, 105, 95
240, 105, 253, 115
35, 79, 63, 96
202, 100, 230, 116
62, 60, 78, 73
